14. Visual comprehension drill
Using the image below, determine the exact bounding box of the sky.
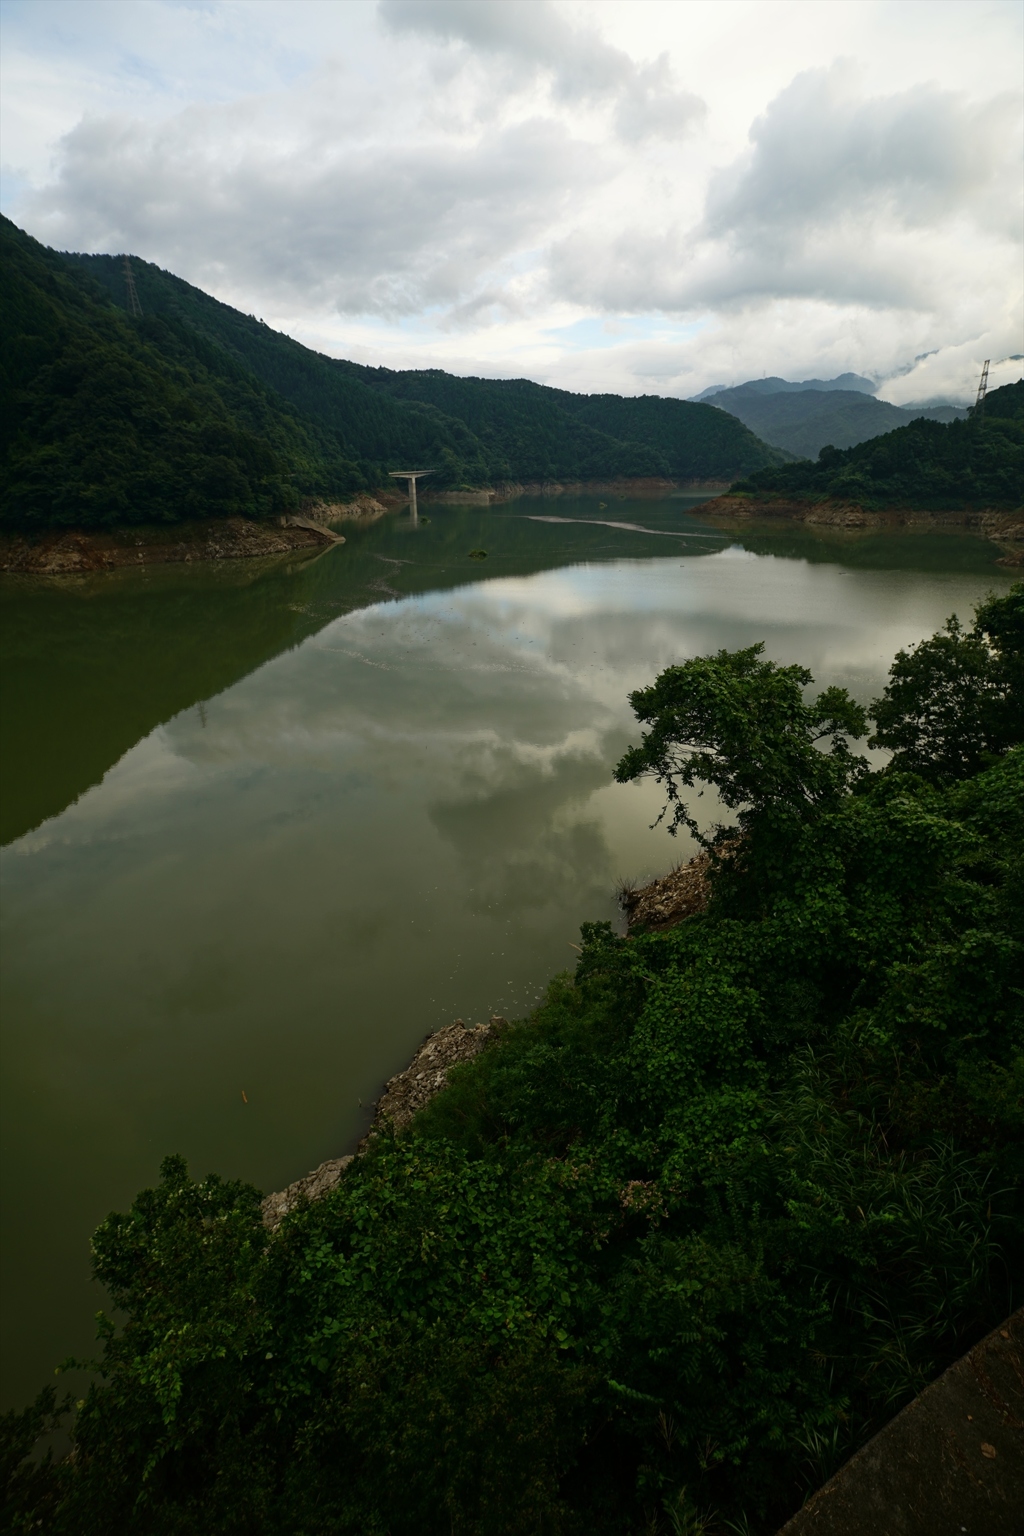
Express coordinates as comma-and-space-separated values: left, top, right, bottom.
2, 0, 1021, 403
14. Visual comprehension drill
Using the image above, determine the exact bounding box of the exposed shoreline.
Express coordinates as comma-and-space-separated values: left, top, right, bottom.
262, 1014, 508, 1230
0, 494, 400, 575
5, 483, 1019, 575
261, 854, 714, 1231
699, 493, 1024, 565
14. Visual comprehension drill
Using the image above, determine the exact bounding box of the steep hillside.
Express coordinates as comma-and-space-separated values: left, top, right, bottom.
1, 216, 791, 532
66, 246, 787, 488
335, 364, 789, 481
0, 217, 368, 529
729, 380, 1023, 511
562, 390, 799, 477
65, 248, 496, 487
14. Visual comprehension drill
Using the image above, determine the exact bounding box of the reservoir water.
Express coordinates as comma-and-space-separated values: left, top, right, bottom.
0, 492, 1014, 1408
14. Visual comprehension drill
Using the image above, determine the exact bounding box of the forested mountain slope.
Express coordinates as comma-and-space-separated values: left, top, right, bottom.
64, 246, 497, 488
0, 217, 369, 528
699, 376, 967, 459
710, 385, 966, 458
334, 362, 789, 482
730, 380, 1023, 511
65, 244, 787, 490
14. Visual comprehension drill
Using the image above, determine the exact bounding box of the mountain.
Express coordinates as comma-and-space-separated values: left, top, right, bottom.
711, 387, 919, 459
330, 363, 791, 482
689, 374, 971, 459
1, 218, 788, 531
729, 380, 1023, 511
48, 243, 785, 501
693, 372, 876, 401
703, 381, 969, 459
0, 217, 375, 530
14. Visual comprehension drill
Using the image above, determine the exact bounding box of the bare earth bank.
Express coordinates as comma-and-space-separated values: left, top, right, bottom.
0, 494, 400, 575
700, 494, 1024, 566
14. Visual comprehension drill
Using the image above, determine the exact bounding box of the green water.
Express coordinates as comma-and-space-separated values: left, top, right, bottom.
0, 493, 1013, 1407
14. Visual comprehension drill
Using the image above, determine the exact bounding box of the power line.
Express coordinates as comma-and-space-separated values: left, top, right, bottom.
123, 256, 143, 318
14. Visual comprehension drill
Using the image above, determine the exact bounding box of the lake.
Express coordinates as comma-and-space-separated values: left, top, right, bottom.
0, 491, 1014, 1408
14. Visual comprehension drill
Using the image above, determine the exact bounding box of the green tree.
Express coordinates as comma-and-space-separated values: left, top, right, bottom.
869, 584, 1024, 780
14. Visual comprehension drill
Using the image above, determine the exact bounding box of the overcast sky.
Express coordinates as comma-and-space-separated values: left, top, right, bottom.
2, 0, 1021, 402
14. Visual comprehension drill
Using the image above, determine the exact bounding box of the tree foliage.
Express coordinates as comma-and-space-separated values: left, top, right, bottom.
614, 645, 868, 844
4, 592, 1022, 1534
62, 244, 787, 498
869, 585, 1024, 779
0, 218, 368, 528
730, 380, 1023, 511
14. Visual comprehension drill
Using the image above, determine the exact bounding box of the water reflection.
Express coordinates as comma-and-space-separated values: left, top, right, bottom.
0, 497, 1014, 1409
1, 496, 1007, 847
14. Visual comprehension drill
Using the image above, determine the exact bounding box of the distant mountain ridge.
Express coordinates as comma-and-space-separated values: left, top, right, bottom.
693, 373, 876, 400
692, 374, 969, 460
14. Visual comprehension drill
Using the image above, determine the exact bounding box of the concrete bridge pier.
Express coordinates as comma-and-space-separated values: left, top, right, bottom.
389, 470, 432, 525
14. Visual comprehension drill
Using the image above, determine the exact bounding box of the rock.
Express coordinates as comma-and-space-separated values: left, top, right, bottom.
358, 1017, 503, 1149
261, 1155, 353, 1232
621, 850, 714, 933
0, 517, 333, 574
261, 1015, 510, 1230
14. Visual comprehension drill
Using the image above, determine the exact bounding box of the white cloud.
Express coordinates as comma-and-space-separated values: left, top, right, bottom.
27, 101, 595, 316
379, 0, 704, 141
550, 63, 1021, 313
705, 64, 1018, 239
1, 0, 1021, 399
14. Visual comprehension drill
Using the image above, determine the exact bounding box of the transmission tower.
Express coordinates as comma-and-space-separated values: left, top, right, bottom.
123, 256, 143, 318
973, 358, 990, 414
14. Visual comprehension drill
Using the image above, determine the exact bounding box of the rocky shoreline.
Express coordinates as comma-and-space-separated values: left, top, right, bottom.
699, 493, 1024, 565
0, 493, 403, 575
262, 1014, 508, 1231
262, 851, 716, 1232
620, 850, 714, 933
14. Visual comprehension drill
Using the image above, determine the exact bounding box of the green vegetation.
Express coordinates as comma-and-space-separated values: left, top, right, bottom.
334, 366, 787, 483
706, 384, 965, 461
63, 247, 498, 492
729, 380, 1023, 511
0, 216, 792, 527
54, 241, 785, 503
0, 218, 369, 528
5, 585, 1021, 1534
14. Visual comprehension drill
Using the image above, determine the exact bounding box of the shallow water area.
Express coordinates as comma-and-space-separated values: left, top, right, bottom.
0, 491, 1014, 1406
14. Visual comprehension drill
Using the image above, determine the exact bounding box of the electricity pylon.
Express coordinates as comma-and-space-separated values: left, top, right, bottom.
123, 256, 143, 318
973, 359, 990, 415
